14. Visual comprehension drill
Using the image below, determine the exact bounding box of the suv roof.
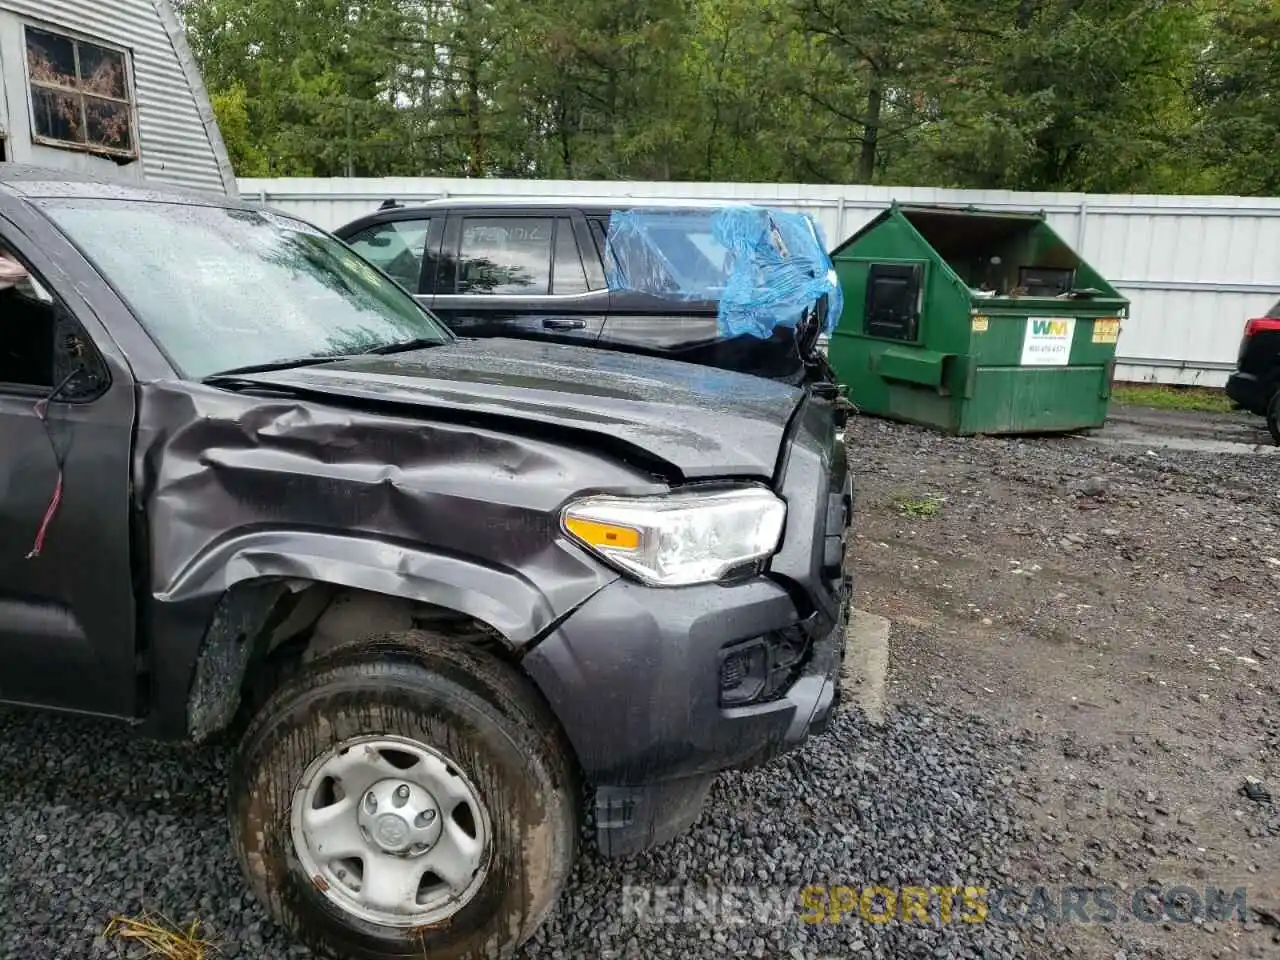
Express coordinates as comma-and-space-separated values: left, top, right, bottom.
338, 197, 825, 247
366, 197, 760, 216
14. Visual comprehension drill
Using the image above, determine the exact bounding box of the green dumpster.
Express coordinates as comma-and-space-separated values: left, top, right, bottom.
826, 203, 1129, 435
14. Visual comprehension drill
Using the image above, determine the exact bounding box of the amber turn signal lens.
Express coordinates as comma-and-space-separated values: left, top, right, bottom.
563, 517, 641, 551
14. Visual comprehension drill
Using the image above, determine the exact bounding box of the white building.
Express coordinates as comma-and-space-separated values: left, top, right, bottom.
0, 0, 236, 196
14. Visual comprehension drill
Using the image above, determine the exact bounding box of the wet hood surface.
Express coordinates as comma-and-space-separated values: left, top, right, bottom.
219, 338, 805, 479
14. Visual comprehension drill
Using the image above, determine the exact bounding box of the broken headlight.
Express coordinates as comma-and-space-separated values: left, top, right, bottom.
560, 486, 787, 587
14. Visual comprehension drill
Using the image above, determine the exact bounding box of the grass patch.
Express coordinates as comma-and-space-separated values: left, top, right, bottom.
104, 914, 217, 959
893, 494, 942, 518
1112, 383, 1234, 414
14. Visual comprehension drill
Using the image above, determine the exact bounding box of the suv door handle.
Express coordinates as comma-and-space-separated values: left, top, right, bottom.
543, 319, 586, 330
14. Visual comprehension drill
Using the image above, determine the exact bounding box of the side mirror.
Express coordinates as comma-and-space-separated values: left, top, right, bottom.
52, 311, 108, 400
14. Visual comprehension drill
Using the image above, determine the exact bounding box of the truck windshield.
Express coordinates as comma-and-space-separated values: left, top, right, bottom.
40, 198, 451, 379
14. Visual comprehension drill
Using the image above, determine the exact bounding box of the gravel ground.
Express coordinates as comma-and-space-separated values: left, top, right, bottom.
525, 705, 1024, 960
1, 404, 1276, 960
848, 407, 1280, 960
0, 702, 1026, 960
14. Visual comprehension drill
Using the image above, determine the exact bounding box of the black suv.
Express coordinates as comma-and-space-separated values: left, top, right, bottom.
0, 166, 851, 960
1226, 300, 1280, 443
333, 198, 840, 386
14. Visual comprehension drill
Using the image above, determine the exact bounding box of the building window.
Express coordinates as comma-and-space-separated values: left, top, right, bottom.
24, 26, 136, 159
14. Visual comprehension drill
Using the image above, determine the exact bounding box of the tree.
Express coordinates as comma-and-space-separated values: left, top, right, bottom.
1189, 0, 1280, 195
502, 0, 696, 179
210, 82, 270, 176
792, 0, 951, 182
175, 0, 1254, 195
912, 0, 1205, 192
179, 0, 423, 176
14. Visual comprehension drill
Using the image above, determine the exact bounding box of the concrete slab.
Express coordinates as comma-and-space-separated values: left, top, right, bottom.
841, 609, 890, 725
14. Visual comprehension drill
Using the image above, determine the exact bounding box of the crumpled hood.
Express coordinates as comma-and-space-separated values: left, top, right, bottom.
220, 338, 804, 480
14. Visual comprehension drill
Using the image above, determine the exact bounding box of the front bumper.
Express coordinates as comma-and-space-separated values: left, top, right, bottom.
522, 387, 853, 857
522, 573, 851, 856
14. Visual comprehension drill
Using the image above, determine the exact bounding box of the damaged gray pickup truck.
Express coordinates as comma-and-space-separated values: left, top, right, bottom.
0, 166, 852, 960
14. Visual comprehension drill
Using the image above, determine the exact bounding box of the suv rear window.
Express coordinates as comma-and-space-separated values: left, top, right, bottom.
604, 210, 735, 297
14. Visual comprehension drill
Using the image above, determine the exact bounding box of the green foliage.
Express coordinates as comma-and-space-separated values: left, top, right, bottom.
210, 83, 269, 177
893, 494, 943, 519
919, 1, 1207, 192
175, 0, 1280, 193
1190, 0, 1280, 195
1111, 384, 1235, 414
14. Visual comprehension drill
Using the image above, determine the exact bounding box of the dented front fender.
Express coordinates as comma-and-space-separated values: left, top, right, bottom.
163, 529, 605, 647
132, 380, 650, 740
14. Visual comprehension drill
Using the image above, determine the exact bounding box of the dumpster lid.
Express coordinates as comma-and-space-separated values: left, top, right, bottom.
835, 202, 1126, 305
833, 204, 1049, 258
895, 205, 1045, 255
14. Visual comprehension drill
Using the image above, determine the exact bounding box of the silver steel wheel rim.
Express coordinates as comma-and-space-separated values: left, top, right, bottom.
290, 734, 493, 928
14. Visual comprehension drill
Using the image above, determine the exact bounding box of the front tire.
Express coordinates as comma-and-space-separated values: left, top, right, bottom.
228, 631, 578, 960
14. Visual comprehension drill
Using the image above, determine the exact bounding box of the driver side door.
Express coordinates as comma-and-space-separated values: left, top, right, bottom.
0, 215, 140, 717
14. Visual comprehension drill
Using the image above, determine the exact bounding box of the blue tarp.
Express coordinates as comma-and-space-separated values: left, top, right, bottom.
603, 205, 842, 341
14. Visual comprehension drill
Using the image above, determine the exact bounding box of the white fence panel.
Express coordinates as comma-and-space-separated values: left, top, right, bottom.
239, 177, 1280, 387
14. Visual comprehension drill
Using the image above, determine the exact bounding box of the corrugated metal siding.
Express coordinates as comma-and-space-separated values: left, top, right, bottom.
0, 0, 228, 193
239, 177, 1280, 386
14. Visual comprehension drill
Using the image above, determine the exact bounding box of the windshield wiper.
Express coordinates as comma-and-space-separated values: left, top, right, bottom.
202, 354, 354, 381
362, 337, 447, 356
202, 337, 447, 383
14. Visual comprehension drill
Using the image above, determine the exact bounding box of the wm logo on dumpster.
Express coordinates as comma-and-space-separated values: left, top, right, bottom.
1031, 318, 1071, 337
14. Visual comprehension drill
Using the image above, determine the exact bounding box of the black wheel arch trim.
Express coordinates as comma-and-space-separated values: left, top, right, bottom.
143, 529, 616, 742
